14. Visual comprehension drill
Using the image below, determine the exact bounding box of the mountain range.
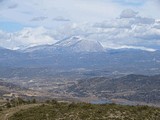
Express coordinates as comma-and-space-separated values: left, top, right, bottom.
0, 36, 160, 78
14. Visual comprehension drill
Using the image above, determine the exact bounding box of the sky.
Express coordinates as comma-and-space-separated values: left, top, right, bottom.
0, 0, 160, 50
0, 0, 160, 30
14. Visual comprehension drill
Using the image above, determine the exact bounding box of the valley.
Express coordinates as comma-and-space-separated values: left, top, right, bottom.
0, 73, 160, 107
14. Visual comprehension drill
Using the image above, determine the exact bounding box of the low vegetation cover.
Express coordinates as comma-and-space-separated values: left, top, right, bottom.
7, 100, 160, 120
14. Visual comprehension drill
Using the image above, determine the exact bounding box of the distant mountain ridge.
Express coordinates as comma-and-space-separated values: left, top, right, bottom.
0, 37, 160, 77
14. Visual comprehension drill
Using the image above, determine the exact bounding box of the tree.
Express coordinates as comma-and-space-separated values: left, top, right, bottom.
52, 99, 57, 104
32, 99, 36, 103
6, 102, 11, 108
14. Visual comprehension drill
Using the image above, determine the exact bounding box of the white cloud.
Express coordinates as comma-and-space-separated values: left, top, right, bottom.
0, 27, 57, 49
0, 0, 159, 28
53, 16, 70, 22
120, 9, 138, 18
8, 4, 18, 9
30, 16, 48, 22
139, 0, 160, 19
0, 0, 123, 26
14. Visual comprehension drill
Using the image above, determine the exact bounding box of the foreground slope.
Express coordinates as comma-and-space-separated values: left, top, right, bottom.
0, 104, 39, 120
8, 102, 160, 120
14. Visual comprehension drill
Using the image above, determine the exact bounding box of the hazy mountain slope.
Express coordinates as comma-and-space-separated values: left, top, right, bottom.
0, 49, 160, 78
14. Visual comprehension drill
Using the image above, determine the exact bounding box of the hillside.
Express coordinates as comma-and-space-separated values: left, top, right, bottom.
0, 79, 25, 96
67, 74, 160, 105
8, 102, 160, 120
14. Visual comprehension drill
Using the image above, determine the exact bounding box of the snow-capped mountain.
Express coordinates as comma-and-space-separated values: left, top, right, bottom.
24, 36, 105, 53
54, 36, 105, 52
23, 44, 55, 53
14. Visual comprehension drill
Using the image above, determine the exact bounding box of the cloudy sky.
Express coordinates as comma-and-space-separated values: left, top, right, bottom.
0, 0, 160, 50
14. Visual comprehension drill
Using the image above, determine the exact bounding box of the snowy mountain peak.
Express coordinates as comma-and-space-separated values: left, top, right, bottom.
55, 36, 105, 52
55, 36, 84, 47
70, 36, 83, 40
24, 36, 105, 53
